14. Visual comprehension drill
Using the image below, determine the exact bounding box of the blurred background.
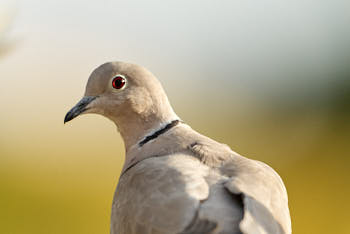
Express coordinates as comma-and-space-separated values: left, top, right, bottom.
0, 0, 349, 233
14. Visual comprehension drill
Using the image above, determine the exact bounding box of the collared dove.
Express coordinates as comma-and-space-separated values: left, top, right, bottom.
64, 62, 291, 234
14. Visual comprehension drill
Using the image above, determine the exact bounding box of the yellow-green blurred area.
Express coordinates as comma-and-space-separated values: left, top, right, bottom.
1, 0, 349, 233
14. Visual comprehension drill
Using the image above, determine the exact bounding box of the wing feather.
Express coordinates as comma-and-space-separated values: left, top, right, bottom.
222, 156, 291, 234
188, 140, 291, 234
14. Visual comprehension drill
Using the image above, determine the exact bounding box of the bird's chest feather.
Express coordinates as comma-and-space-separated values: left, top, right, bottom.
110, 154, 213, 234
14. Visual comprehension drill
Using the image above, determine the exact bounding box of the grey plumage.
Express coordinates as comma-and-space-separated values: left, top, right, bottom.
65, 62, 291, 234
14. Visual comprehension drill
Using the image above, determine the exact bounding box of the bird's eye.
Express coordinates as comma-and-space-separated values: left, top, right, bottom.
112, 76, 126, 89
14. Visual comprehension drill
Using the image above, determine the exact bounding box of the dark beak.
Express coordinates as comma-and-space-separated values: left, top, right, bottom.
64, 96, 97, 124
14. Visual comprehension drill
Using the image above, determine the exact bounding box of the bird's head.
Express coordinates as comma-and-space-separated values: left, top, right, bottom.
64, 61, 178, 147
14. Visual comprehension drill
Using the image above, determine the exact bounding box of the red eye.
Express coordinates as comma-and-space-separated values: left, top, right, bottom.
112, 76, 126, 89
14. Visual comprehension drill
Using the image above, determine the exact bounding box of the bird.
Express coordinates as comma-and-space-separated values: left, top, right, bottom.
64, 61, 291, 234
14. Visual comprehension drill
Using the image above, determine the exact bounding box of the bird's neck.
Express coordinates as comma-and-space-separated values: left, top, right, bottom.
112, 108, 179, 151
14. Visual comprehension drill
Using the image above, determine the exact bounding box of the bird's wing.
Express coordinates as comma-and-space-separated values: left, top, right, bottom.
189, 140, 291, 234
111, 154, 216, 234
222, 156, 291, 234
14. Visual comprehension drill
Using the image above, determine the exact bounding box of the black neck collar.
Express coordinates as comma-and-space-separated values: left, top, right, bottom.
138, 119, 182, 147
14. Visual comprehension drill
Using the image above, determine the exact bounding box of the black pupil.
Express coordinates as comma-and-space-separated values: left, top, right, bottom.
113, 77, 124, 89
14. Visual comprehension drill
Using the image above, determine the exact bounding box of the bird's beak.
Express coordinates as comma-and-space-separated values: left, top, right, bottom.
64, 96, 97, 124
